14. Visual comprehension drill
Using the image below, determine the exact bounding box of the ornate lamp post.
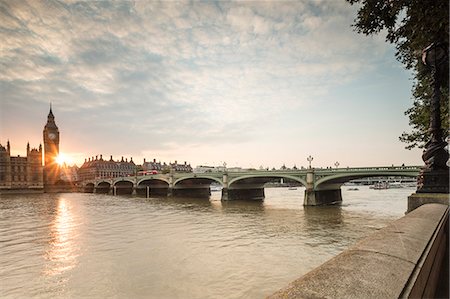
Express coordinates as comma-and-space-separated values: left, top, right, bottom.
417, 42, 449, 193
307, 155, 313, 169
334, 161, 340, 168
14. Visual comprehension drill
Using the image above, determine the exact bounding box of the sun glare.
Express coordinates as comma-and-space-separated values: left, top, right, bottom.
55, 153, 73, 166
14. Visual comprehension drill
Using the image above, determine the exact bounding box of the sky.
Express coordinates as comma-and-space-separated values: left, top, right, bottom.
0, 0, 424, 169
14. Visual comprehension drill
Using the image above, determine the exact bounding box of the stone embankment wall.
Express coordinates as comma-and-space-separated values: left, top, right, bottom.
269, 203, 448, 299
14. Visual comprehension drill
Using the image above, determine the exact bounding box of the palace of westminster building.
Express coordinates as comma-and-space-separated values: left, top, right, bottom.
0, 107, 193, 193
0, 107, 60, 192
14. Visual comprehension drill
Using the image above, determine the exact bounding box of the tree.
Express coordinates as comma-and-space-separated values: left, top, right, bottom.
347, 0, 449, 149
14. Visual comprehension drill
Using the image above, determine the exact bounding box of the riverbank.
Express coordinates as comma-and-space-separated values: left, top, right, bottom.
269, 203, 449, 298
0, 188, 44, 194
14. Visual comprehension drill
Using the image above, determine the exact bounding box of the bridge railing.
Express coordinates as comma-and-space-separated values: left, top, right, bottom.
321, 165, 421, 171
188, 166, 421, 175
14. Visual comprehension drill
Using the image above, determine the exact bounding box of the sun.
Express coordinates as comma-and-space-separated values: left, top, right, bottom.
55, 153, 73, 166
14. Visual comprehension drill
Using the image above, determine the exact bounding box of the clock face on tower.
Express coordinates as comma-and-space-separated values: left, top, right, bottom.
48, 132, 56, 140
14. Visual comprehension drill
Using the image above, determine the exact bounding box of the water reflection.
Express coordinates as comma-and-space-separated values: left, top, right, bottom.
302, 206, 346, 249
166, 196, 212, 208
43, 197, 79, 276
220, 199, 265, 213
1, 189, 409, 298
303, 206, 344, 228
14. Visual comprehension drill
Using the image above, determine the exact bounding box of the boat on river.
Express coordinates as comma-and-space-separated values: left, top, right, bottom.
389, 181, 417, 188
389, 182, 404, 189
210, 184, 223, 192
370, 182, 389, 190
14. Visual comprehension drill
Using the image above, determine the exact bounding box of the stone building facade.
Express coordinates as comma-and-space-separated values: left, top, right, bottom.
142, 158, 193, 173
78, 155, 137, 181
0, 141, 44, 191
169, 160, 193, 173
142, 158, 164, 172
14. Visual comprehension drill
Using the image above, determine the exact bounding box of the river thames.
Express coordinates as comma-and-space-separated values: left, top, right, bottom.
1, 186, 415, 298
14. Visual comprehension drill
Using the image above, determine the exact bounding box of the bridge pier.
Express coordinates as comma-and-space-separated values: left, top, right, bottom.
304, 189, 342, 206
94, 187, 110, 194
221, 188, 229, 200
173, 187, 210, 198
84, 184, 94, 193
224, 188, 265, 201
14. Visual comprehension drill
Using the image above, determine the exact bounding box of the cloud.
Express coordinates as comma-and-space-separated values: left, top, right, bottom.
0, 0, 403, 166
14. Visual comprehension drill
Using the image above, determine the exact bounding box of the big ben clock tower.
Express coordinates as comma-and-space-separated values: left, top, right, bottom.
43, 105, 60, 190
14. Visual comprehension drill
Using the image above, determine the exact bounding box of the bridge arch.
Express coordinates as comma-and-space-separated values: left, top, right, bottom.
113, 180, 134, 195
174, 176, 223, 187
96, 181, 111, 194
96, 180, 112, 188
136, 178, 170, 196
84, 182, 94, 193
228, 174, 307, 188
225, 174, 307, 201
113, 178, 135, 185
137, 177, 170, 186
315, 171, 418, 190
83, 180, 95, 186
172, 176, 222, 198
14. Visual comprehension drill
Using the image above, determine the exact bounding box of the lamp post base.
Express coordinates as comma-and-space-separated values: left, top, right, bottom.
417, 168, 449, 194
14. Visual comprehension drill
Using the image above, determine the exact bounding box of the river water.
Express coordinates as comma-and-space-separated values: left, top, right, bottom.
1, 186, 415, 298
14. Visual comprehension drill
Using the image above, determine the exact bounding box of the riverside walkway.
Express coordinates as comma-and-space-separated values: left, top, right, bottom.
269, 203, 449, 298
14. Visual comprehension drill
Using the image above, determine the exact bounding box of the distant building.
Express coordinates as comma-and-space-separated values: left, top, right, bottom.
142, 158, 164, 172
0, 141, 44, 192
193, 165, 216, 173
169, 160, 193, 173
59, 164, 79, 182
193, 165, 243, 173
142, 158, 192, 173
78, 155, 137, 181
227, 167, 244, 172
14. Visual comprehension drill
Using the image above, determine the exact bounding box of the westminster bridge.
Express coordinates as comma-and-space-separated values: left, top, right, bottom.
82, 165, 420, 205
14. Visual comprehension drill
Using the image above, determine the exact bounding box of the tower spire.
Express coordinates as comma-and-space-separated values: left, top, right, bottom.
48, 102, 54, 120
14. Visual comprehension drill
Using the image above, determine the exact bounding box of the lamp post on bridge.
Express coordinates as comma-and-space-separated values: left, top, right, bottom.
334, 161, 340, 169
416, 42, 449, 194
307, 155, 313, 169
